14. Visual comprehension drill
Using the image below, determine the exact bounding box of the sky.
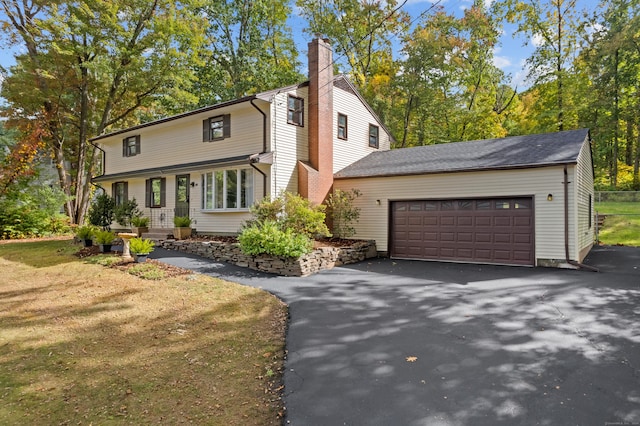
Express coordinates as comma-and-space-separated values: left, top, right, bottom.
0, 0, 598, 95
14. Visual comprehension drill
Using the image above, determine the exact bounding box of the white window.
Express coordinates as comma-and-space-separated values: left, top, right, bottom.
202, 168, 253, 210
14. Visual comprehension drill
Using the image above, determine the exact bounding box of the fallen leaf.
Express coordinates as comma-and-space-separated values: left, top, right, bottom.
406, 356, 418, 362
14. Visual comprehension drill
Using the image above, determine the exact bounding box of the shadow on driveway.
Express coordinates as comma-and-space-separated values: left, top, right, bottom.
152, 245, 640, 426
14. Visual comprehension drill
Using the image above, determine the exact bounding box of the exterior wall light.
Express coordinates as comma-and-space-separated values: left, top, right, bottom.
547, 194, 553, 201
376, 199, 381, 205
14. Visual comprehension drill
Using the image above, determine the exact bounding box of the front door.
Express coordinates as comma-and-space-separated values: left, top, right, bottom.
175, 174, 190, 218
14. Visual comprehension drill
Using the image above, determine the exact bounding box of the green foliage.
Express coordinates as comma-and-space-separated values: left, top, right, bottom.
173, 216, 192, 227
94, 230, 116, 245
131, 216, 149, 227
0, 185, 70, 239
114, 198, 141, 227
249, 192, 330, 238
239, 220, 312, 258
129, 237, 155, 255
326, 189, 361, 238
88, 193, 115, 229
85, 254, 122, 267
127, 263, 166, 280
75, 225, 97, 240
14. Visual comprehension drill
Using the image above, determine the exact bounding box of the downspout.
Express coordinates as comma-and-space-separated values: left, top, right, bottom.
564, 165, 599, 272
250, 99, 268, 198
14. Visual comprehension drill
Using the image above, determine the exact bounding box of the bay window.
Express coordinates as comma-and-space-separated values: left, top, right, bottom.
202, 168, 253, 210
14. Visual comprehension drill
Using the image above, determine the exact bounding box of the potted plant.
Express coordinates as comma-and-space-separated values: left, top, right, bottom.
76, 225, 96, 247
95, 230, 116, 253
129, 237, 155, 263
173, 216, 192, 240
131, 215, 150, 237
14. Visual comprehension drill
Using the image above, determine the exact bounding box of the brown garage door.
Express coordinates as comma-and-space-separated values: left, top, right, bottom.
390, 198, 534, 266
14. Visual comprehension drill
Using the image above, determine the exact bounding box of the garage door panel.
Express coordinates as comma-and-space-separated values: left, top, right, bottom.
391, 197, 534, 266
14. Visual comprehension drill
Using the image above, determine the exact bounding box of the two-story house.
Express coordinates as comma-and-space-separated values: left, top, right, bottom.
93, 37, 595, 268
91, 37, 392, 235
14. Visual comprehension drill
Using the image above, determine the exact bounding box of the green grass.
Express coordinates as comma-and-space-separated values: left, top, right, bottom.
595, 201, 640, 246
0, 239, 287, 425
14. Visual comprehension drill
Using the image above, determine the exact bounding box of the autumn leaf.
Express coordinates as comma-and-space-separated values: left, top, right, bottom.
406, 356, 418, 362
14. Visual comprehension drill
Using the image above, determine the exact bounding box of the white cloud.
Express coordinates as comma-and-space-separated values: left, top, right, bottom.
493, 55, 512, 69
531, 33, 545, 47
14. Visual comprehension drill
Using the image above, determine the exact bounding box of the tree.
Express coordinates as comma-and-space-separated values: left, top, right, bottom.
194, 0, 303, 104
0, 0, 205, 224
497, 0, 582, 132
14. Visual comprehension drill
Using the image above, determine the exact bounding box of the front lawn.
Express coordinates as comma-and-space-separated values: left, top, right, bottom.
595, 201, 640, 246
0, 239, 286, 425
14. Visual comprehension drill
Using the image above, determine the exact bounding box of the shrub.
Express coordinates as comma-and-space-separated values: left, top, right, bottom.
325, 189, 361, 238
75, 225, 97, 240
114, 198, 141, 227
129, 237, 155, 255
88, 193, 115, 229
173, 216, 192, 227
249, 192, 330, 238
239, 220, 312, 258
131, 215, 149, 227
94, 230, 115, 244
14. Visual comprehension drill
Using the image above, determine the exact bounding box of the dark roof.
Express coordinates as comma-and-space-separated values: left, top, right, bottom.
334, 129, 590, 179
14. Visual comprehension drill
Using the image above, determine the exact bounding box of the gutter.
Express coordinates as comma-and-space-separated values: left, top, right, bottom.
563, 165, 599, 272
250, 99, 268, 198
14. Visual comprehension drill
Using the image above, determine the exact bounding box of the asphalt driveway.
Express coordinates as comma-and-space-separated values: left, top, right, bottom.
151, 246, 640, 426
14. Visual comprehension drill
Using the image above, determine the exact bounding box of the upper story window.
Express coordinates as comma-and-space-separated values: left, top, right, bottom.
112, 182, 128, 206
287, 95, 304, 126
122, 135, 140, 157
337, 113, 348, 140
369, 124, 379, 149
202, 168, 253, 210
203, 114, 231, 142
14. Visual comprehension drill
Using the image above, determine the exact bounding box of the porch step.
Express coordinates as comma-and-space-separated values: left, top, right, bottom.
141, 228, 173, 241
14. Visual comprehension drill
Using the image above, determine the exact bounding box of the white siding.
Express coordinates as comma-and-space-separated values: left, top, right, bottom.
333, 86, 391, 173
99, 167, 264, 235
268, 87, 309, 196
97, 102, 265, 176
335, 166, 572, 264
575, 139, 595, 260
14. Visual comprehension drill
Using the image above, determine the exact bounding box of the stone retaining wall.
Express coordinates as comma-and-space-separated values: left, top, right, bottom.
160, 239, 377, 277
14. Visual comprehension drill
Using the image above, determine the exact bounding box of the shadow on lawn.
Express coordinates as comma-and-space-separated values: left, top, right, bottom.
0, 281, 284, 425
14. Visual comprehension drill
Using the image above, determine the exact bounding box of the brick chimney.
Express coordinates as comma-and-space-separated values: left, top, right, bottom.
298, 37, 334, 205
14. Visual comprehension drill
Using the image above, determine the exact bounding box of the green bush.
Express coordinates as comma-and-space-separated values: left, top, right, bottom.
249, 192, 330, 238
131, 215, 149, 227
88, 193, 115, 229
75, 225, 97, 240
239, 220, 312, 258
114, 198, 141, 227
94, 230, 116, 244
326, 189, 361, 238
129, 237, 155, 255
0, 185, 70, 239
173, 216, 192, 227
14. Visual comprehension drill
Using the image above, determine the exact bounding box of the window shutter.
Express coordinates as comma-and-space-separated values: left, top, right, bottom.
112, 182, 116, 197
135, 136, 141, 154
123, 182, 129, 202
145, 179, 151, 207
160, 178, 166, 207
223, 114, 231, 138
203, 119, 210, 142
201, 174, 205, 209
122, 139, 127, 156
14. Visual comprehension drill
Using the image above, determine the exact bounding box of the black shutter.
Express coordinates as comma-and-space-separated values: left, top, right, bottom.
160, 178, 166, 207
122, 139, 127, 156
135, 136, 141, 155
123, 182, 129, 202
203, 119, 210, 142
112, 182, 116, 197
145, 179, 150, 207
223, 114, 231, 138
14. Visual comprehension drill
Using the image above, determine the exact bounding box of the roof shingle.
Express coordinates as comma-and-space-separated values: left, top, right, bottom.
334, 129, 590, 179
